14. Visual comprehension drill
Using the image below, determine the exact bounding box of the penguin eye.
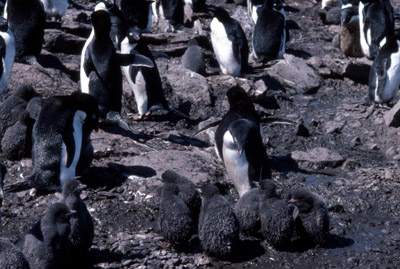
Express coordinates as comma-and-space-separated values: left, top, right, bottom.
92, 114, 97, 119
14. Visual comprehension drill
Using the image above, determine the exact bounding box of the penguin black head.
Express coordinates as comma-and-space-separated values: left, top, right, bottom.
228, 119, 259, 156
127, 27, 142, 44
0, 17, 8, 32
265, 0, 283, 11
200, 183, 220, 199
72, 92, 99, 131
62, 179, 86, 198
14, 85, 39, 102
289, 189, 315, 213
91, 10, 111, 36
162, 183, 179, 196
226, 86, 254, 110
100, 0, 115, 9
258, 180, 278, 199
209, 6, 231, 22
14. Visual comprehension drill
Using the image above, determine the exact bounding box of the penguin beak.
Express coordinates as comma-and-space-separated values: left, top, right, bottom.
77, 183, 87, 193
67, 210, 77, 218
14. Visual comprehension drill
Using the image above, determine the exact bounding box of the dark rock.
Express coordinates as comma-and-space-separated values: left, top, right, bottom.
384, 100, 400, 127
291, 147, 346, 169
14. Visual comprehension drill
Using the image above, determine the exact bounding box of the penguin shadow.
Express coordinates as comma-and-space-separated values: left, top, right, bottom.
107, 162, 157, 179
99, 120, 154, 142
79, 166, 126, 190
36, 54, 72, 76
285, 48, 312, 60
228, 239, 266, 263
166, 133, 209, 148
288, 234, 354, 253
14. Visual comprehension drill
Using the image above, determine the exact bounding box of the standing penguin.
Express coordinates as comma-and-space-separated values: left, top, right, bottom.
182, 38, 206, 76
121, 29, 189, 120
289, 189, 330, 246
339, 1, 363, 58
210, 6, 249, 77
365, 32, 400, 106
81, 10, 153, 128
198, 183, 240, 258
40, 0, 68, 21
157, 183, 194, 248
120, 0, 153, 33
0, 17, 14, 95
5, 0, 47, 71
23, 202, 73, 269
247, 0, 264, 24
259, 180, 294, 250
60, 179, 94, 258
153, 0, 184, 30
252, 0, 286, 62
359, 0, 394, 59
215, 86, 269, 197
28, 92, 99, 192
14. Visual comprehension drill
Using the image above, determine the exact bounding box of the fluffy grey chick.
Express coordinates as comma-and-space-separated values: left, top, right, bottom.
0, 239, 30, 269
25, 96, 43, 120
23, 202, 73, 269
1, 111, 34, 161
199, 183, 240, 258
259, 180, 294, 250
157, 183, 194, 248
182, 38, 206, 76
161, 170, 201, 221
289, 189, 330, 246
234, 188, 260, 236
60, 179, 94, 257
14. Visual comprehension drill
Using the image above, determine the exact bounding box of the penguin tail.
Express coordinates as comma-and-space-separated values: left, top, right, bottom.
105, 111, 138, 134
25, 56, 53, 79
191, 118, 221, 138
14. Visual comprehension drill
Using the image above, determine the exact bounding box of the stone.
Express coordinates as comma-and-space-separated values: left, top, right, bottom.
291, 147, 346, 169
384, 99, 400, 127
266, 54, 321, 94
44, 29, 86, 55
325, 121, 345, 134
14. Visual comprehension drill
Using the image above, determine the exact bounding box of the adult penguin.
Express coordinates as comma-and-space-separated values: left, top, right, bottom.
26, 92, 99, 192
247, 0, 264, 24
209, 6, 249, 77
0, 17, 15, 95
121, 28, 191, 120
99, 0, 128, 50
153, 0, 184, 29
120, 0, 154, 33
5, 0, 48, 73
81, 10, 153, 129
359, 0, 394, 59
252, 0, 286, 62
215, 86, 270, 197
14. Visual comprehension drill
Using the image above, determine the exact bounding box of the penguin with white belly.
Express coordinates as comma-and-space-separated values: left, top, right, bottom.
366, 31, 400, 106
359, 0, 394, 59
209, 6, 249, 77
215, 86, 270, 197
27, 92, 99, 192
0, 17, 15, 95
81, 10, 153, 129
121, 28, 191, 120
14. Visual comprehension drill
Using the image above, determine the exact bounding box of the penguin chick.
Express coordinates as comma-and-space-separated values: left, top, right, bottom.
290, 188, 330, 246
259, 180, 294, 250
199, 183, 240, 258
182, 38, 206, 76
23, 202, 73, 269
60, 179, 94, 258
234, 188, 260, 236
25, 96, 43, 120
1, 111, 34, 161
161, 170, 201, 221
0, 240, 30, 269
157, 183, 194, 248
339, 3, 363, 58
0, 84, 38, 139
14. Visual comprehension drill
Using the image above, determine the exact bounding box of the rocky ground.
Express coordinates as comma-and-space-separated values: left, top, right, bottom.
1, 0, 400, 268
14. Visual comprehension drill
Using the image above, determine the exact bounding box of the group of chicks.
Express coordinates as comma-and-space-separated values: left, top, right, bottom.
0, 163, 94, 269
157, 170, 330, 258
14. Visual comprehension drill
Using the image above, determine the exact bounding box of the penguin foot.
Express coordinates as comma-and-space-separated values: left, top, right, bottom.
131, 111, 152, 121
157, 241, 171, 249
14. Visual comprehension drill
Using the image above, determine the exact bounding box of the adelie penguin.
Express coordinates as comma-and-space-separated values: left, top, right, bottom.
23, 202, 74, 269
209, 6, 249, 77
26, 92, 99, 192
289, 189, 330, 246
152, 0, 184, 30
365, 31, 400, 106
252, 0, 286, 63
60, 179, 94, 259
259, 180, 294, 250
0, 17, 15, 95
81, 10, 153, 129
157, 182, 194, 248
247, 0, 264, 24
215, 86, 270, 197
121, 28, 190, 120
359, 0, 394, 59
40, 0, 68, 21
5, 0, 49, 74
198, 183, 240, 258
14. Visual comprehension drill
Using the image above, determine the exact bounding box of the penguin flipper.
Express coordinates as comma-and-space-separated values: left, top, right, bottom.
62, 126, 76, 169
84, 48, 94, 76
116, 53, 154, 68
25, 56, 52, 79
191, 119, 221, 137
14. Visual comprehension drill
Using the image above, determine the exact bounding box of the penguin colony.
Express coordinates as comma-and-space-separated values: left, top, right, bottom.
0, 0, 399, 265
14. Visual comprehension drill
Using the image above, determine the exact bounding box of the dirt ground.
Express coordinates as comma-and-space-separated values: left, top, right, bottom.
1, 0, 400, 268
